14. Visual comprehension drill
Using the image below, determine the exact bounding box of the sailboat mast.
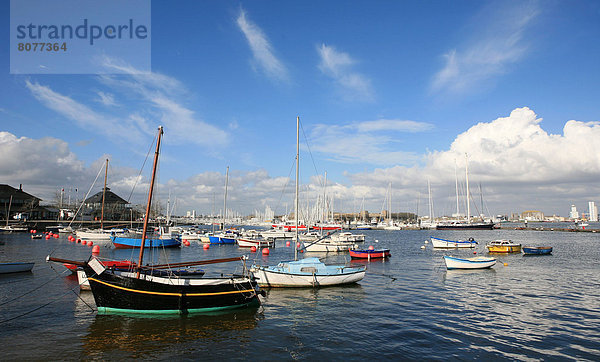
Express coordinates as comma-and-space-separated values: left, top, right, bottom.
223, 166, 229, 230
295, 116, 299, 261
136, 126, 163, 277
454, 160, 460, 218
465, 153, 470, 224
100, 159, 108, 229
6, 195, 12, 227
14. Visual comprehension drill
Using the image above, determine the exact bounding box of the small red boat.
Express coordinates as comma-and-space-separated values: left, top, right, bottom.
63, 260, 135, 274
349, 248, 391, 259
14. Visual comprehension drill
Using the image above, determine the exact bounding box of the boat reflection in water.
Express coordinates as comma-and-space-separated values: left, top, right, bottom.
81, 309, 261, 359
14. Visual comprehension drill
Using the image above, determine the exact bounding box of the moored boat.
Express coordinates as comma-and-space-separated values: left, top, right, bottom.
0, 262, 34, 274
47, 127, 261, 314
251, 257, 365, 287
349, 248, 390, 259
430, 236, 477, 248
522, 246, 552, 255
443, 255, 496, 270
111, 235, 181, 248
250, 117, 365, 288
486, 239, 521, 253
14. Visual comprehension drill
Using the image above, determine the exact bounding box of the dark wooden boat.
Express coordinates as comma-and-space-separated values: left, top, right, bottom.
522, 246, 552, 255
47, 127, 261, 314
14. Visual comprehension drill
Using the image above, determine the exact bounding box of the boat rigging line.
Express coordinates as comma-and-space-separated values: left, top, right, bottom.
126, 132, 157, 203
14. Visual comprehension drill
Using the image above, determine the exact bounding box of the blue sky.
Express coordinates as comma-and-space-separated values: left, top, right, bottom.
2, 1, 600, 218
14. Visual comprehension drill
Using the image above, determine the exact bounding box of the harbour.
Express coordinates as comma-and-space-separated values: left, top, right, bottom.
1, 226, 599, 360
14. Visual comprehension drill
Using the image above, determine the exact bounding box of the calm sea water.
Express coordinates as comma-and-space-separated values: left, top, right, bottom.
1, 227, 599, 361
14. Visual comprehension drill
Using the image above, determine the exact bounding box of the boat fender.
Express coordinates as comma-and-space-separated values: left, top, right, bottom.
468, 237, 474, 242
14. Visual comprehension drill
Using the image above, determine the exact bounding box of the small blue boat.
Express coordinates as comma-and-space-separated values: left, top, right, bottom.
111, 236, 181, 249
522, 246, 552, 255
209, 230, 237, 244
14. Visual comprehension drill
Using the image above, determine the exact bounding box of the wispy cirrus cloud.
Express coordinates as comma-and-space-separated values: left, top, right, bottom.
317, 44, 373, 101
25, 80, 146, 143
96, 91, 117, 107
236, 9, 289, 82
431, 2, 539, 94
25, 57, 229, 148
309, 119, 433, 165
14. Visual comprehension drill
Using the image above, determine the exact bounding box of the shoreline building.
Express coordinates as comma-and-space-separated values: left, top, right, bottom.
589, 202, 598, 222
569, 205, 579, 220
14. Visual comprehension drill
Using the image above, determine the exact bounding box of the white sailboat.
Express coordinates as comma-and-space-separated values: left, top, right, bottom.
251, 117, 365, 287
0, 195, 28, 232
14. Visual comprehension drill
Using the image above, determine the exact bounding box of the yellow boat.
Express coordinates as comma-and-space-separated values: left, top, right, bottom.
486, 239, 522, 253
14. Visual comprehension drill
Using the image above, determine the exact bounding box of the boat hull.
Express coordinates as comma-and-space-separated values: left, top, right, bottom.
84, 266, 260, 314
237, 238, 274, 248
251, 258, 365, 287
522, 247, 552, 255
349, 249, 390, 259
430, 237, 477, 248
208, 235, 236, 244
487, 245, 521, 253
443, 256, 496, 270
436, 222, 495, 230
0, 262, 34, 274
111, 236, 181, 249
305, 242, 352, 252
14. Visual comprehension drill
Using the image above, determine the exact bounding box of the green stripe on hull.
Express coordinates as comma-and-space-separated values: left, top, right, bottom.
96, 299, 260, 316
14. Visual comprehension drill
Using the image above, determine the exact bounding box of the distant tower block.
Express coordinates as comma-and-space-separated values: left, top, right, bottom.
589, 201, 598, 222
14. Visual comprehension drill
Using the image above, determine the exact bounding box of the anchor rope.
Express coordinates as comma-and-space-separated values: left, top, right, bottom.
0, 265, 96, 324
0, 268, 69, 306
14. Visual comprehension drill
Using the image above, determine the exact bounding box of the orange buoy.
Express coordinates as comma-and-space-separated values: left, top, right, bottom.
250, 246, 257, 252
82, 240, 87, 245
262, 248, 269, 255
368, 245, 375, 250
92, 245, 100, 254
203, 244, 210, 250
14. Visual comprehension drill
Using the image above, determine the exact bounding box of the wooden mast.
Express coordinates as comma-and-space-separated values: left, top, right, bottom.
136, 126, 163, 278
100, 158, 108, 230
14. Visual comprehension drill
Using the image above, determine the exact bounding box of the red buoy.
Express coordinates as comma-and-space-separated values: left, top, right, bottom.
53, 234, 59, 238
183, 240, 190, 247
88, 241, 93, 246
82, 240, 87, 245
286, 241, 291, 247
296, 242, 301, 248
262, 248, 269, 255
45, 235, 51, 240
32, 230, 36, 234
77, 239, 81, 243
203, 244, 210, 250
368, 245, 375, 250
92, 245, 100, 254
250, 246, 257, 252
